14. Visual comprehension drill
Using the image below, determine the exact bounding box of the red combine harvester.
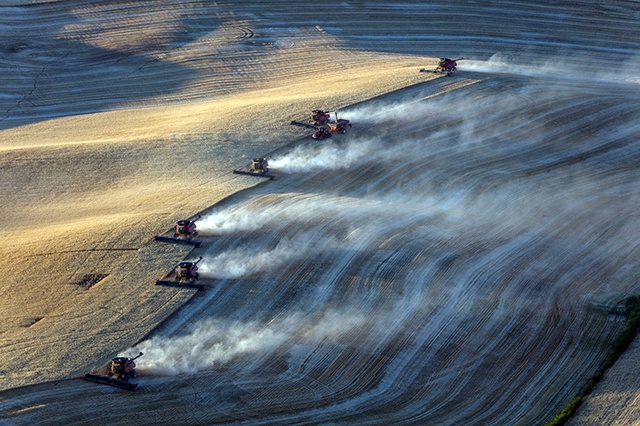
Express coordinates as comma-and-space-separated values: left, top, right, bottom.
154, 215, 201, 247
84, 352, 143, 391
420, 57, 463, 76
156, 256, 205, 290
291, 109, 351, 139
233, 157, 275, 180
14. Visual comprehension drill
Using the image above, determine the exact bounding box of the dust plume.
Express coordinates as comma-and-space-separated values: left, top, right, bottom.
132, 317, 284, 375
461, 54, 559, 77
462, 53, 640, 84
198, 204, 272, 234
198, 235, 310, 279
269, 137, 381, 172
343, 94, 436, 125
129, 309, 368, 375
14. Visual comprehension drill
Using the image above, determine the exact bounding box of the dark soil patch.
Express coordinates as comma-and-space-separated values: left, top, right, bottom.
76, 274, 109, 289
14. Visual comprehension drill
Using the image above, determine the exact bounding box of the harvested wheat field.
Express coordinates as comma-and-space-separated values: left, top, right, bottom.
1, 1, 640, 425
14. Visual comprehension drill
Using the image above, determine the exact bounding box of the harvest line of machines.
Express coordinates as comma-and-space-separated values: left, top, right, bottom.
84, 58, 463, 390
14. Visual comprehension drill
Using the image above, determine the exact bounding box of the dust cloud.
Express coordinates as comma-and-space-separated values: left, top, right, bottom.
462, 53, 640, 84
269, 137, 380, 172
129, 310, 368, 375
137, 53, 640, 396
198, 205, 272, 234
198, 235, 315, 279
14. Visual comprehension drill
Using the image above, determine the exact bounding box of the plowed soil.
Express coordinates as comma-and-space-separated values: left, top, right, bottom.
1, 1, 639, 425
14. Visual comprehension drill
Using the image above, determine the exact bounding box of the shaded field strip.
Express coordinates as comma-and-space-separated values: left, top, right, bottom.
520, 140, 629, 177
25, 247, 140, 257
547, 296, 640, 426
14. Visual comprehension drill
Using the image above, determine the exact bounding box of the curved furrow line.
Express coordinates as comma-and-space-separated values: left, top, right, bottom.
228, 75, 636, 422
180, 192, 452, 406
0, 3, 367, 121
328, 86, 610, 198
139, 191, 390, 375
298, 231, 516, 418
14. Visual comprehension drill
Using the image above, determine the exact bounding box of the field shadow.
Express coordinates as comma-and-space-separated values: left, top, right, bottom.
0, 1, 219, 130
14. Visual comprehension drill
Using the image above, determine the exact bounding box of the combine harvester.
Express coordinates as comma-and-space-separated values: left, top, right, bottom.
156, 256, 205, 290
154, 215, 201, 247
233, 157, 275, 180
84, 352, 143, 391
420, 57, 464, 76
291, 109, 351, 140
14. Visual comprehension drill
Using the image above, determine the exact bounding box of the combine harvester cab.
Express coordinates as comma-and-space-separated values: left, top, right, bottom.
312, 126, 332, 140
420, 57, 463, 76
84, 352, 143, 391
156, 256, 205, 290
233, 157, 275, 180
154, 215, 202, 247
175, 218, 198, 239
